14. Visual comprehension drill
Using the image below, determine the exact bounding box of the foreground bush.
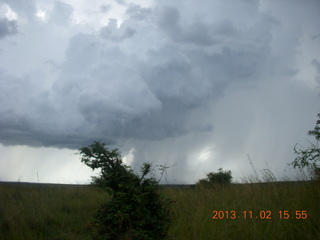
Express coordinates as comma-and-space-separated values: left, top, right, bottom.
79, 141, 171, 240
292, 113, 320, 179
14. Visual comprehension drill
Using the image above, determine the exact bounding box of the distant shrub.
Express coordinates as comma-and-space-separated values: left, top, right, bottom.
197, 168, 232, 186
79, 141, 171, 240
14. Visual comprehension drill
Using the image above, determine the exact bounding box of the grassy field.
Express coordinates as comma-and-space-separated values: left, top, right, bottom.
0, 180, 319, 240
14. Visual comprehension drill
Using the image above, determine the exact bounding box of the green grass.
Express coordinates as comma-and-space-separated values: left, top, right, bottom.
0, 183, 108, 240
0, 180, 319, 240
164, 181, 320, 240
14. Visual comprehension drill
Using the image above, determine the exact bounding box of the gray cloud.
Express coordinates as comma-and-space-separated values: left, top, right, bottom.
100, 5, 112, 13
125, 4, 152, 20
157, 6, 225, 47
100, 18, 136, 42
0, 0, 319, 183
312, 34, 320, 40
114, 0, 127, 6
49, 1, 73, 25
0, 18, 18, 38
0, 0, 37, 22
312, 59, 320, 85
0, 0, 313, 148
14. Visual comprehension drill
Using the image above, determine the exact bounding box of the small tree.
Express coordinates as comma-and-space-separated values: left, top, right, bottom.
197, 168, 232, 186
79, 141, 171, 240
291, 113, 320, 180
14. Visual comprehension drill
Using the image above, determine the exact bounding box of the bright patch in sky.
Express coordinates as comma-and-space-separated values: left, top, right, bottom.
123, 148, 135, 166
197, 148, 213, 164
35, 9, 46, 20
0, 4, 17, 20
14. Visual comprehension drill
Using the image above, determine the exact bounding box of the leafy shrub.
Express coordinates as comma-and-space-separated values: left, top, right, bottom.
79, 141, 171, 240
197, 168, 232, 186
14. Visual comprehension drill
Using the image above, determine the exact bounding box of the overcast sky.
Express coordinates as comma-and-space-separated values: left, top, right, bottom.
0, 0, 319, 184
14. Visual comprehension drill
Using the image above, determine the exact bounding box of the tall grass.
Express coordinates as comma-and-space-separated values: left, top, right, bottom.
0, 183, 108, 240
0, 173, 319, 239
164, 181, 319, 240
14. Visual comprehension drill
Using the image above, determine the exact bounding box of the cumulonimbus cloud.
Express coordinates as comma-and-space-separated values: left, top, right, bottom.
0, 0, 319, 153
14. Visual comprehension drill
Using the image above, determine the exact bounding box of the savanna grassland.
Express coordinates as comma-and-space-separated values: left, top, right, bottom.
0, 180, 319, 240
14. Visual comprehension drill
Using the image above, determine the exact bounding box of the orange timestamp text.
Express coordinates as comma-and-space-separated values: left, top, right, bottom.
212, 210, 308, 220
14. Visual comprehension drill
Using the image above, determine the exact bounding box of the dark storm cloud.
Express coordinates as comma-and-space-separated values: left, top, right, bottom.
49, 2, 276, 146
0, 1, 281, 147
0, 0, 319, 158
0, 18, 18, 38
0, 70, 82, 148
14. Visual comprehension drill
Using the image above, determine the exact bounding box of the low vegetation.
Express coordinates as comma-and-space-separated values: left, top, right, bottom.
1, 114, 319, 239
0, 173, 319, 240
0, 183, 107, 240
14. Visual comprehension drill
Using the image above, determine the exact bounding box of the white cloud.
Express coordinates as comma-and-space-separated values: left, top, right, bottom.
0, 3, 18, 21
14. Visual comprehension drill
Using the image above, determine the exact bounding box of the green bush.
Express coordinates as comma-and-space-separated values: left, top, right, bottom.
291, 113, 320, 178
79, 141, 171, 240
197, 168, 232, 186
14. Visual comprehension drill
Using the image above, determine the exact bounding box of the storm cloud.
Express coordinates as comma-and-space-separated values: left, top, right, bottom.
1, 1, 280, 146
0, 0, 319, 183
